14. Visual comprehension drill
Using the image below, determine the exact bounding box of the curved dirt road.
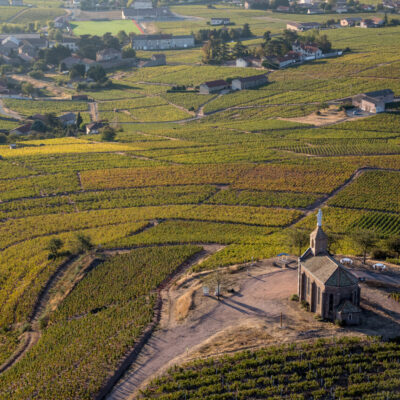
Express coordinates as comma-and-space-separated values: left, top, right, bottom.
106, 267, 297, 400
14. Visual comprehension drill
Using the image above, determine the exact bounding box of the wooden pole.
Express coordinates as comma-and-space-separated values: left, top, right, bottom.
280, 312, 283, 328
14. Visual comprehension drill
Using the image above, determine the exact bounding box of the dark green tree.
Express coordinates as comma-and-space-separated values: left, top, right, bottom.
101, 126, 116, 141
87, 65, 107, 82
232, 40, 248, 59
46, 238, 63, 259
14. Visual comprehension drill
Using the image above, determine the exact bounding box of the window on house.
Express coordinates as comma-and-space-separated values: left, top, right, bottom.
348, 313, 352, 321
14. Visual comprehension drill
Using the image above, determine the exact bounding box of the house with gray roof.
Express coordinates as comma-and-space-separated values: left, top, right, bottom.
298, 209, 361, 325
352, 89, 394, 113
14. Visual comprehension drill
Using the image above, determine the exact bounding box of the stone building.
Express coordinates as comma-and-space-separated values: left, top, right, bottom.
231, 74, 268, 91
298, 210, 361, 325
131, 34, 194, 50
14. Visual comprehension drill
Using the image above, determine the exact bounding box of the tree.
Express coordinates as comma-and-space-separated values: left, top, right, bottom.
46, 237, 63, 259
76, 112, 83, 129
350, 229, 376, 264
387, 236, 400, 258
287, 228, 309, 256
69, 64, 86, 80
0, 133, 7, 144
263, 30, 271, 42
101, 126, 116, 141
31, 120, 47, 133
74, 233, 94, 254
102, 32, 121, 50
117, 30, 129, 44
21, 82, 35, 97
241, 23, 252, 38
232, 40, 248, 59
122, 46, 136, 59
87, 65, 106, 82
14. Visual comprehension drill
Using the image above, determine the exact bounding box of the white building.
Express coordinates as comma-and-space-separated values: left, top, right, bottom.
132, 0, 153, 9
131, 34, 194, 50
210, 18, 230, 26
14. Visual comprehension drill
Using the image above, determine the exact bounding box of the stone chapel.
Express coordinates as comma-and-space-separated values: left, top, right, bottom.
298, 210, 361, 325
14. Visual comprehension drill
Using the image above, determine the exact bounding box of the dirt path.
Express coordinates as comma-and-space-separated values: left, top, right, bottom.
0, 254, 96, 375
11, 75, 70, 98
89, 102, 99, 122
106, 259, 297, 400
0, 99, 22, 120
6, 7, 29, 23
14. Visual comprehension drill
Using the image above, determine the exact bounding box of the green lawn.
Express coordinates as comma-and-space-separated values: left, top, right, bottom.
70, 20, 142, 36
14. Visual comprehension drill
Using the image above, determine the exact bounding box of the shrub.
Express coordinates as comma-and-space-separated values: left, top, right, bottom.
290, 294, 299, 301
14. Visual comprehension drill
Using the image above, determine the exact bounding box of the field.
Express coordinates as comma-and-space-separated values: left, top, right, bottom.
70, 20, 142, 36
142, 337, 400, 399
1, 5, 400, 400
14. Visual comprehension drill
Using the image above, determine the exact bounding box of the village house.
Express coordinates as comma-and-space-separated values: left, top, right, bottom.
235, 56, 263, 68
307, 6, 323, 14
360, 17, 384, 28
96, 48, 122, 62
335, 0, 348, 13
340, 17, 362, 27
352, 89, 394, 113
59, 112, 77, 126
298, 210, 361, 325
131, 34, 195, 50
210, 17, 230, 26
276, 5, 290, 12
54, 16, 68, 29
61, 55, 95, 72
199, 80, 229, 94
86, 121, 105, 134
286, 22, 321, 31
231, 74, 268, 90
266, 52, 301, 69
140, 53, 166, 67
71, 94, 90, 101
292, 41, 323, 59
10, 123, 32, 136
132, 0, 153, 9
49, 37, 79, 52
1, 36, 20, 56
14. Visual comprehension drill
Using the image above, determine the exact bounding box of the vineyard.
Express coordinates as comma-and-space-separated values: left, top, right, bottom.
141, 337, 400, 400
0, 8, 400, 400
0, 246, 201, 400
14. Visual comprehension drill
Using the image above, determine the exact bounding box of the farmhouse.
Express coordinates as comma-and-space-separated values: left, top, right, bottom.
231, 74, 268, 90
122, 6, 170, 21
86, 121, 105, 134
54, 16, 68, 29
340, 17, 362, 27
139, 53, 166, 67
298, 210, 361, 325
10, 123, 32, 136
266, 52, 300, 69
210, 18, 230, 26
131, 34, 195, 50
292, 41, 323, 59
59, 112, 77, 126
132, 0, 153, 9
96, 48, 122, 62
352, 89, 394, 113
199, 80, 229, 94
49, 37, 79, 52
360, 17, 384, 28
235, 56, 263, 68
286, 22, 320, 32
335, 0, 348, 13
